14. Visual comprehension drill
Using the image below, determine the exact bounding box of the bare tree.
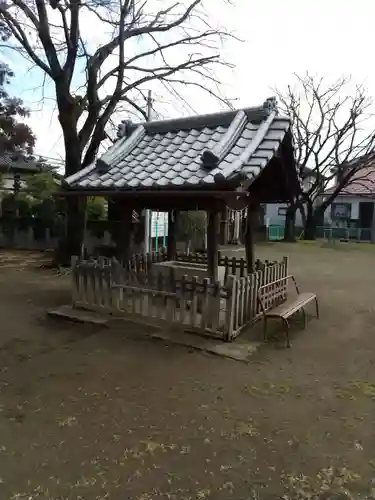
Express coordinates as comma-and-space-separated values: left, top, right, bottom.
275, 73, 375, 240
0, 0, 234, 260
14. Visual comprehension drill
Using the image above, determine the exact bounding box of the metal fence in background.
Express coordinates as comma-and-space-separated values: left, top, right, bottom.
266, 224, 373, 243
316, 226, 372, 242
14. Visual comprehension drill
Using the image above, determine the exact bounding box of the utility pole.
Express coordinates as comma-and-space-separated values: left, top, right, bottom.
144, 90, 152, 254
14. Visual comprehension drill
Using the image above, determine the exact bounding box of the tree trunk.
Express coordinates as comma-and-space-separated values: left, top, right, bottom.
283, 205, 296, 242
299, 203, 306, 228
303, 202, 316, 240
55, 197, 86, 266
55, 87, 87, 265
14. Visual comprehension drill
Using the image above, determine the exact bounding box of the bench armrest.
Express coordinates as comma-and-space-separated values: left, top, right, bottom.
257, 274, 301, 314
258, 274, 299, 295
290, 275, 300, 294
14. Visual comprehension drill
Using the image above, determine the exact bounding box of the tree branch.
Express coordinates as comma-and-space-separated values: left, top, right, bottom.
0, 8, 52, 77
34, 0, 62, 76
1, 0, 234, 174
276, 73, 375, 220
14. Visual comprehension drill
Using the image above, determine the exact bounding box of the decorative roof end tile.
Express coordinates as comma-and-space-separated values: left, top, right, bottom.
96, 158, 110, 173
201, 150, 219, 170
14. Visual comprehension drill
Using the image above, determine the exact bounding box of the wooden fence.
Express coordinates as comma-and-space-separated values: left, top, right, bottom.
125, 249, 276, 281
71, 254, 288, 341
226, 256, 288, 339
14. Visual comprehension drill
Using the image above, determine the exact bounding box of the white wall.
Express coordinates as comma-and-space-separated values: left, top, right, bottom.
265, 203, 305, 227
322, 196, 375, 223
265, 175, 318, 227
1, 173, 29, 193
267, 197, 375, 226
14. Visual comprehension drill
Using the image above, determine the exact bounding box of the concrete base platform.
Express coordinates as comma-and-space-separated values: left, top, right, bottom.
148, 329, 261, 362
47, 305, 262, 363
48, 305, 110, 325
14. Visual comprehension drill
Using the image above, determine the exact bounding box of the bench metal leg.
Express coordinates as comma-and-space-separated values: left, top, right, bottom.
263, 316, 268, 342
301, 308, 307, 329
315, 297, 319, 319
281, 318, 291, 348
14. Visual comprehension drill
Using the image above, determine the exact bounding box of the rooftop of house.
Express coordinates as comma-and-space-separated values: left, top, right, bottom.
64, 98, 298, 200
0, 153, 63, 182
300, 166, 317, 179
0, 153, 42, 173
324, 155, 375, 197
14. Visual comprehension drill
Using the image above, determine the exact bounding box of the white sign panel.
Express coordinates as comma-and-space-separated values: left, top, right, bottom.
151, 211, 168, 238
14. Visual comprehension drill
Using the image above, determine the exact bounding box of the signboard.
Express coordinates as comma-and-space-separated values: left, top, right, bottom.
151, 211, 168, 239
331, 203, 351, 220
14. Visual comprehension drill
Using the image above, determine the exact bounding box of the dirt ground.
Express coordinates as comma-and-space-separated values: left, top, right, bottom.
1, 243, 375, 500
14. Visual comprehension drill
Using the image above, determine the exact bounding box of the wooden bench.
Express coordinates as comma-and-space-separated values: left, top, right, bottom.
258, 275, 319, 348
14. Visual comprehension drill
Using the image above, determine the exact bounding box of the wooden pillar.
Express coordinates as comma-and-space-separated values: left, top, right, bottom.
233, 210, 240, 244
117, 203, 133, 264
207, 209, 220, 281
371, 202, 375, 244
245, 204, 257, 273
167, 210, 178, 260
219, 206, 229, 245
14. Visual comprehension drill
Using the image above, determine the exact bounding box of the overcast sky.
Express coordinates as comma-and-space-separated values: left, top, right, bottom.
9, 0, 375, 161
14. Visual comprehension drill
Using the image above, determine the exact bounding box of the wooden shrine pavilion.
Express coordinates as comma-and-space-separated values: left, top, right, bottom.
63, 98, 300, 281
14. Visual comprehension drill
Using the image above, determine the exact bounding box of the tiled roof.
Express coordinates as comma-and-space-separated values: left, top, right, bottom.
65, 98, 292, 190
324, 158, 375, 197
0, 153, 40, 172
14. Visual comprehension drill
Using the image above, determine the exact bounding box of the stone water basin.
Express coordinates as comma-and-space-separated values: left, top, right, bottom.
153, 260, 226, 284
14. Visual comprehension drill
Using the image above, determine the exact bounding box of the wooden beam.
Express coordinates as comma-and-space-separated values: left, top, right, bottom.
245, 204, 257, 273
207, 209, 220, 281
120, 198, 225, 212
62, 189, 250, 199
167, 210, 178, 260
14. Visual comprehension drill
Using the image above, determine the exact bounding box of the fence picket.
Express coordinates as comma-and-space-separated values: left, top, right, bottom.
147, 271, 155, 318
239, 277, 245, 326
190, 276, 198, 328
239, 258, 245, 278
200, 278, 209, 331
95, 265, 104, 308
103, 266, 112, 310
71, 256, 79, 305
224, 275, 236, 341
210, 282, 221, 332
231, 257, 236, 277
86, 264, 96, 306
179, 274, 188, 325
81, 263, 89, 305
157, 272, 165, 320
253, 272, 260, 319
223, 256, 229, 284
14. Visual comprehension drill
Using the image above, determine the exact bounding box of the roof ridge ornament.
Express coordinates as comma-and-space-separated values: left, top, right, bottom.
97, 125, 146, 173
212, 109, 277, 183
117, 119, 137, 139
263, 96, 278, 115
201, 109, 248, 171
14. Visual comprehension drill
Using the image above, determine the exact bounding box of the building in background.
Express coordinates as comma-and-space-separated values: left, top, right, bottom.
264, 166, 318, 229
322, 160, 375, 233
0, 153, 43, 194
0, 153, 62, 195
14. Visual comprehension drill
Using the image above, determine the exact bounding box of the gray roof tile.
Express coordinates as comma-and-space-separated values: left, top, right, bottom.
65, 99, 294, 191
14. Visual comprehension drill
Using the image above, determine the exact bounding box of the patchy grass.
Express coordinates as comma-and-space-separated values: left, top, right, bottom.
1, 245, 375, 498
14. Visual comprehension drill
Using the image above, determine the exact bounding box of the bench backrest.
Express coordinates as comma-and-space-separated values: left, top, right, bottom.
258, 275, 293, 313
